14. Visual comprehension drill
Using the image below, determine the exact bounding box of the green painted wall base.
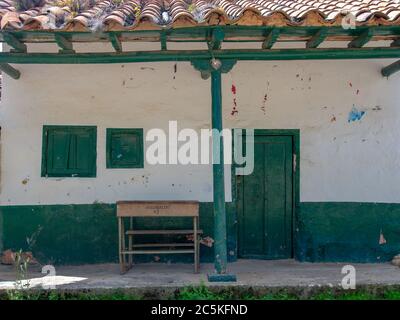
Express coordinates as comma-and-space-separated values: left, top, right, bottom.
1, 201, 399, 265
0, 202, 237, 265
296, 202, 400, 263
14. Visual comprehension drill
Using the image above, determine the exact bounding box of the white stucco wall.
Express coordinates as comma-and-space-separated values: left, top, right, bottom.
1, 42, 400, 205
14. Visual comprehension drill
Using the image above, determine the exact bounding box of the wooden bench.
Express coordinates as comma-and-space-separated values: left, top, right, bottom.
117, 201, 201, 274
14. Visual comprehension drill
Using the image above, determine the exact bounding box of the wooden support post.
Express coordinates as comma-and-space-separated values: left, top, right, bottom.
109, 33, 122, 53
191, 59, 237, 282
210, 69, 227, 276
306, 28, 328, 49
348, 29, 373, 48
0, 63, 20, 79
381, 59, 400, 77
160, 31, 167, 51
208, 28, 224, 51
262, 29, 280, 49
3, 33, 26, 53
55, 34, 74, 54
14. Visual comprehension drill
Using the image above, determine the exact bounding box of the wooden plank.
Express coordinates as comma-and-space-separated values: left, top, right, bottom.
131, 243, 194, 247
126, 229, 203, 235
121, 249, 195, 254
3, 47, 400, 64
117, 201, 199, 217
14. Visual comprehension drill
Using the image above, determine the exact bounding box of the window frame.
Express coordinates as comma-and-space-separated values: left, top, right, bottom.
41, 125, 97, 178
106, 128, 144, 169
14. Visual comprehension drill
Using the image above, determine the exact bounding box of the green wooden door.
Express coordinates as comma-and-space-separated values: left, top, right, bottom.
237, 135, 293, 259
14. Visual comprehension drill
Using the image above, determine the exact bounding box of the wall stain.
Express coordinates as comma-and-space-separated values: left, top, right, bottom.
261, 94, 268, 115
260, 81, 270, 115
140, 67, 155, 71
173, 63, 177, 80
231, 84, 238, 116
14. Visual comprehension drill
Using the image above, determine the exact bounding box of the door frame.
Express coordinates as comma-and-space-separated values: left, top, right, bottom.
232, 129, 300, 259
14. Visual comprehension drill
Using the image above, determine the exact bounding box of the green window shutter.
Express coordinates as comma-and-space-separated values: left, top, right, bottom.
106, 128, 144, 168
42, 126, 97, 177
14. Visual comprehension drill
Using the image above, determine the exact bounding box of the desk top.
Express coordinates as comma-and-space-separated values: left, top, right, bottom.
116, 201, 199, 217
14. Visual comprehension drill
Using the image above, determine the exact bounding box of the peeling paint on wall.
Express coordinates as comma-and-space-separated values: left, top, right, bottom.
379, 229, 387, 245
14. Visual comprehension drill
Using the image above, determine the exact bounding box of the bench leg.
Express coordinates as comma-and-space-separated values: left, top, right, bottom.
128, 217, 133, 269
118, 217, 126, 274
128, 235, 133, 269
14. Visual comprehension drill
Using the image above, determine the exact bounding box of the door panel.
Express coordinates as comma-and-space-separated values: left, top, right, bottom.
238, 135, 293, 259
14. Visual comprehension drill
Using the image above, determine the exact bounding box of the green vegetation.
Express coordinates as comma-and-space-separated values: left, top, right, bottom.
2, 283, 400, 300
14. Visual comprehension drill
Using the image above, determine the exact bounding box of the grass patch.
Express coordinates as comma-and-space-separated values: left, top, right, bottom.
1, 284, 400, 300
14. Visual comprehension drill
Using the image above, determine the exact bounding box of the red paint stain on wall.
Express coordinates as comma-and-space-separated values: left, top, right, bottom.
261, 94, 268, 115
231, 84, 238, 115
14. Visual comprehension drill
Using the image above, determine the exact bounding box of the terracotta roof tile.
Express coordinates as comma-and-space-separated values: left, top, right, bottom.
1, 0, 400, 31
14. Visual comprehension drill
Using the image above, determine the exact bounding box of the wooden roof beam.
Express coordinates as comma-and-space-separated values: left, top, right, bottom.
54, 34, 74, 54
2, 47, 400, 64
306, 28, 328, 49
381, 59, 400, 77
262, 29, 280, 49
0, 63, 20, 79
348, 29, 373, 48
109, 33, 122, 53
3, 33, 26, 53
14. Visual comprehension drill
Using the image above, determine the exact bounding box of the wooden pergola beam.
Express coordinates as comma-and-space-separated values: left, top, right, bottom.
262, 29, 280, 49
306, 28, 328, 48
0, 63, 20, 79
109, 33, 122, 52
0, 47, 400, 64
3, 33, 26, 52
348, 29, 373, 48
54, 34, 74, 53
381, 59, 400, 77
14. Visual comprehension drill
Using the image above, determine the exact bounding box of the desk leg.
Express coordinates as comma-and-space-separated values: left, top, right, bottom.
128, 217, 133, 269
194, 216, 199, 273
118, 217, 125, 274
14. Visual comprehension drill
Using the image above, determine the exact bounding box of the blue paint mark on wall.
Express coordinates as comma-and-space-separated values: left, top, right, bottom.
348, 106, 366, 123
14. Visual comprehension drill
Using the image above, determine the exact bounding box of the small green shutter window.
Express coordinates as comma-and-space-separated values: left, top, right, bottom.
42, 126, 97, 177
106, 128, 144, 168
